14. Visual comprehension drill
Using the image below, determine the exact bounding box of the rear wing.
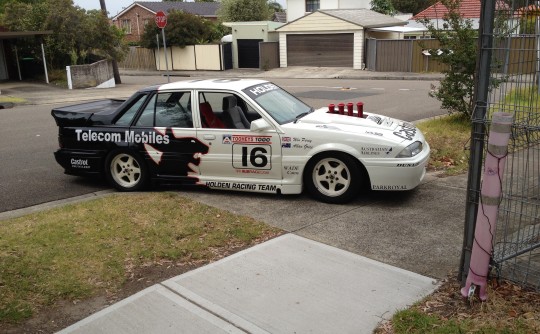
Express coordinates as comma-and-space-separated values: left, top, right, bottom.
51, 99, 125, 127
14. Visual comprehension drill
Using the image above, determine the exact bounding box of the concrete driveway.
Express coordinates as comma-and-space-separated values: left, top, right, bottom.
176, 172, 467, 279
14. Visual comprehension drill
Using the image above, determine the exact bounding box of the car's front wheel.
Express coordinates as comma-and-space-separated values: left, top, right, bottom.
304, 153, 362, 204
106, 150, 147, 191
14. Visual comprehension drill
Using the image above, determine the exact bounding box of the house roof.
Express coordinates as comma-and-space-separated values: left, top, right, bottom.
277, 9, 406, 31
273, 11, 287, 23
319, 9, 407, 28
112, 1, 220, 20
412, 0, 481, 20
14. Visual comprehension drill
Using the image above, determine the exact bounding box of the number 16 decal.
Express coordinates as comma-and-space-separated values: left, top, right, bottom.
233, 144, 271, 170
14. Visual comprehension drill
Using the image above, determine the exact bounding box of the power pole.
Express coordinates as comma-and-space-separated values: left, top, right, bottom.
99, 0, 122, 84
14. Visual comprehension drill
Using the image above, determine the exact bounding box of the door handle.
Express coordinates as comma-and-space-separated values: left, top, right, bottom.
203, 134, 216, 140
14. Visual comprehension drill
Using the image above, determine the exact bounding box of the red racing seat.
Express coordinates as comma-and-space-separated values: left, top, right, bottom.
199, 102, 225, 128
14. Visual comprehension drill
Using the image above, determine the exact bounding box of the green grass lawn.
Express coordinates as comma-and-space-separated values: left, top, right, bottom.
0, 192, 281, 324
417, 113, 471, 176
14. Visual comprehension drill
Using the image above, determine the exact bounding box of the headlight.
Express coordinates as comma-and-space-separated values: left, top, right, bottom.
396, 141, 423, 158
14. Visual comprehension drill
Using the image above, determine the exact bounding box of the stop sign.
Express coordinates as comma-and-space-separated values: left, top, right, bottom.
155, 11, 167, 29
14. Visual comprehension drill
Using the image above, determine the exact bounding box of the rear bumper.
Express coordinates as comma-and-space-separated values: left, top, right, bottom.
54, 149, 106, 176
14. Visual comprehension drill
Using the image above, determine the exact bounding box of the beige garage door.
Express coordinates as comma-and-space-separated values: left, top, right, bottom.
287, 34, 354, 67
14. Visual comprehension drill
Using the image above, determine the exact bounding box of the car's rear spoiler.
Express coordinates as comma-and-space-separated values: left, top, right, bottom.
51, 99, 125, 127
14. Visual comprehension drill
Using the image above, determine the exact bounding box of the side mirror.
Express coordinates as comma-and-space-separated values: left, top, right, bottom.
250, 118, 272, 132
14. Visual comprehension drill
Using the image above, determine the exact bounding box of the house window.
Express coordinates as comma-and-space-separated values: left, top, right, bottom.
121, 19, 131, 34
306, 0, 320, 12
143, 19, 150, 26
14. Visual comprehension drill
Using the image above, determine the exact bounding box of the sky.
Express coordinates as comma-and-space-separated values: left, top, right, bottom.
73, 0, 287, 17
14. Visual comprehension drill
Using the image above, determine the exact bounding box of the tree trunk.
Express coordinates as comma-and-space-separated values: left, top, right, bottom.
99, 0, 122, 84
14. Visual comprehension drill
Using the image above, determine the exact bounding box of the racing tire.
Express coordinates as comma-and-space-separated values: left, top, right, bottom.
304, 152, 362, 204
106, 150, 147, 191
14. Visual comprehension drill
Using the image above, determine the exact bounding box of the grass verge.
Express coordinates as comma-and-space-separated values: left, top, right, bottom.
417, 113, 471, 175
377, 276, 540, 333
0, 192, 281, 324
0, 96, 27, 105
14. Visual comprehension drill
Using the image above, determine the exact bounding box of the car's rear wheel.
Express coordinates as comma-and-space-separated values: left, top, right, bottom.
106, 150, 147, 191
304, 153, 361, 204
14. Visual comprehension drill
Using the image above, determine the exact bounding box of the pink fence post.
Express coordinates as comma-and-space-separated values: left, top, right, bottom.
461, 112, 513, 301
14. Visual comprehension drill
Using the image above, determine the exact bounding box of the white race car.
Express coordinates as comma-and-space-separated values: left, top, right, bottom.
52, 79, 430, 203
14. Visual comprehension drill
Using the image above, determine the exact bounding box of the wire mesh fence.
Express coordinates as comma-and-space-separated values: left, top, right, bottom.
463, 0, 540, 290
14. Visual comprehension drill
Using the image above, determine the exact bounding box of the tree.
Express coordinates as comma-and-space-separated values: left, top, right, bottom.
140, 10, 225, 48
268, 1, 284, 13
1, 0, 127, 69
218, 0, 271, 22
418, 0, 477, 116
391, 0, 436, 15
370, 0, 396, 16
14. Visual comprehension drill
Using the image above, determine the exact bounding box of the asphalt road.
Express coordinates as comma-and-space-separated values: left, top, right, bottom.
0, 76, 467, 279
0, 77, 444, 212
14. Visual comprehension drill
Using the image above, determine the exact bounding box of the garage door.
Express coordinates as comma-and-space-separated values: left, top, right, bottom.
287, 34, 354, 67
237, 39, 262, 68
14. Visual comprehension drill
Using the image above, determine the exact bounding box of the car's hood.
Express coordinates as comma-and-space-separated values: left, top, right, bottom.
299, 108, 400, 131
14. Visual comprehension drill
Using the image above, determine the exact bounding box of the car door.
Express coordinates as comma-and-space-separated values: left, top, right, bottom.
194, 90, 282, 187
130, 90, 209, 184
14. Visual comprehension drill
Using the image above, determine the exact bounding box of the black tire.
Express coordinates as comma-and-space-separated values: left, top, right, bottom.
105, 150, 147, 191
304, 152, 362, 204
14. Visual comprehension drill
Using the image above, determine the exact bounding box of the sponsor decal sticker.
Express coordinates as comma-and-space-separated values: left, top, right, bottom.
282, 143, 291, 148
284, 165, 299, 175
393, 122, 417, 141
397, 162, 420, 167
361, 147, 392, 156
372, 185, 408, 190
75, 129, 170, 145
70, 158, 90, 169
366, 131, 383, 137
231, 135, 272, 144
244, 83, 279, 98
222, 134, 232, 144
205, 181, 277, 192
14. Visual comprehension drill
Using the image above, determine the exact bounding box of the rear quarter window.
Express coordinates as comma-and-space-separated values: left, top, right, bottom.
115, 94, 148, 126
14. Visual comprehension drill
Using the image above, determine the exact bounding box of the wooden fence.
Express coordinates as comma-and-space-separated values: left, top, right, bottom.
366, 37, 536, 74
119, 46, 156, 70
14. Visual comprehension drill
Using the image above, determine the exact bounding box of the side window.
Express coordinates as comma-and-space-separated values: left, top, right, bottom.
115, 94, 148, 126
198, 92, 260, 129
134, 92, 193, 128
155, 92, 192, 128
135, 94, 156, 127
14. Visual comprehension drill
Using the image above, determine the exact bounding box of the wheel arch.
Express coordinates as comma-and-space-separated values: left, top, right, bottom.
301, 149, 371, 189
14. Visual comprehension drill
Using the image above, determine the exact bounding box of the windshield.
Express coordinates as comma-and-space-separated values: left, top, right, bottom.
243, 83, 312, 124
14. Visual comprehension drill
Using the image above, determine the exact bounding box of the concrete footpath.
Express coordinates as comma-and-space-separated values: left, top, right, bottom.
59, 234, 437, 334
1, 67, 444, 333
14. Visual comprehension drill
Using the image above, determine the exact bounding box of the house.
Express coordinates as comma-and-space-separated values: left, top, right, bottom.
111, 1, 220, 43
276, 9, 406, 69
223, 21, 284, 69
286, 0, 371, 22
405, 0, 482, 38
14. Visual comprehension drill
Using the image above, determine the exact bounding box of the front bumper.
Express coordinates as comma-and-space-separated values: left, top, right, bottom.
364, 142, 430, 191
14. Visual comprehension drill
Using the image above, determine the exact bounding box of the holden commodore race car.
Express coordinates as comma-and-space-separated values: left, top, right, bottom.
51, 79, 430, 203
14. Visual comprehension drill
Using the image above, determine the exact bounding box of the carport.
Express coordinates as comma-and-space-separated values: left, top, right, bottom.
0, 30, 52, 82
276, 9, 406, 69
